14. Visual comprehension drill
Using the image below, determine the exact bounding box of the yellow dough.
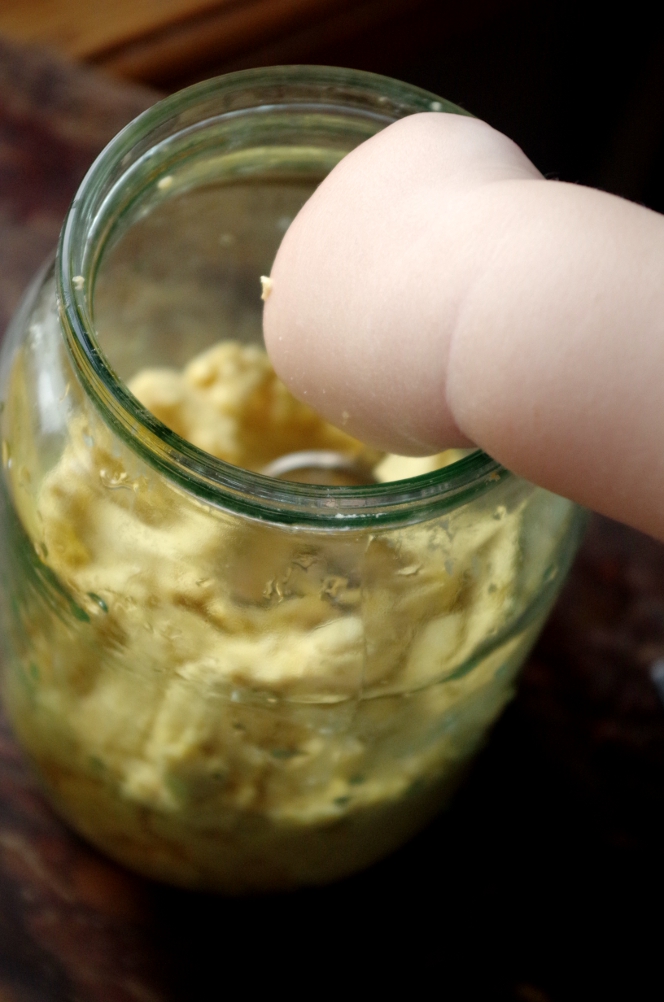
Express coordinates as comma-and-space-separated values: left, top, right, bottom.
5, 340, 534, 891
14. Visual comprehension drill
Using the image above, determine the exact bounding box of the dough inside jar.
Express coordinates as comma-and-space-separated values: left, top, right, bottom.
6, 334, 524, 892
128, 337, 464, 481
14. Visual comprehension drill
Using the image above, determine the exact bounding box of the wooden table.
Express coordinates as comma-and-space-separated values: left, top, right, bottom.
0, 0, 517, 91
1, 37, 663, 1002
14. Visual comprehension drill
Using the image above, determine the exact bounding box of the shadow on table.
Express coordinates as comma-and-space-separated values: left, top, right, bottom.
151, 517, 664, 1001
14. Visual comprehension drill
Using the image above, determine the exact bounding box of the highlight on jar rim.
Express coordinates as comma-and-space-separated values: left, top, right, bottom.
0, 66, 586, 893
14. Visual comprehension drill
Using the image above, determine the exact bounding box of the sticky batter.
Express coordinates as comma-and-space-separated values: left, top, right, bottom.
5, 340, 532, 892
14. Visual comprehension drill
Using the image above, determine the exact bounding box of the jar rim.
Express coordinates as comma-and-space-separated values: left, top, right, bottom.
57, 64, 507, 529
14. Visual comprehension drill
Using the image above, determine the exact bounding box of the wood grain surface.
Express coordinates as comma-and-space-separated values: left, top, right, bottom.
0, 0, 223, 60
1, 36, 663, 1002
0, 0, 517, 90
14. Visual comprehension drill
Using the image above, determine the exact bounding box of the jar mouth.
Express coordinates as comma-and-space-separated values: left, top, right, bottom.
57, 64, 506, 529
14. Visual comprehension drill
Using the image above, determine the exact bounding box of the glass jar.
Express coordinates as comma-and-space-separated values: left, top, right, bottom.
0, 67, 584, 893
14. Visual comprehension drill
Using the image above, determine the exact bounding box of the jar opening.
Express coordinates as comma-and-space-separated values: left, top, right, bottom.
57, 65, 505, 528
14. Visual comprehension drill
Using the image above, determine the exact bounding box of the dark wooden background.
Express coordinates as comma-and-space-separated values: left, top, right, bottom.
3, 4, 664, 998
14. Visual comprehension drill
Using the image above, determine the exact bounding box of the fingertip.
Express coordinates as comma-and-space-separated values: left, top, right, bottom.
262, 111, 539, 457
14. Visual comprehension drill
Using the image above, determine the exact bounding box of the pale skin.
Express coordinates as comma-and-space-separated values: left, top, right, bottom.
263, 112, 664, 542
